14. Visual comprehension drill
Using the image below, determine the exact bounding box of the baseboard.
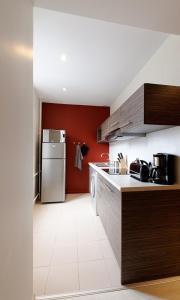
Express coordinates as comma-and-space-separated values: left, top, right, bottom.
36, 287, 125, 300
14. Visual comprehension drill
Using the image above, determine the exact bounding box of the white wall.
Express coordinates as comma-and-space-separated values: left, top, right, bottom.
33, 90, 40, 201
111, 35, 180, 112
110, 35, 180, 182
0, 1, 33, 300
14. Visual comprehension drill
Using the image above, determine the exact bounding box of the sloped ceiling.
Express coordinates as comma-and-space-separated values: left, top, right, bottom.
34, 7, 167, 105
33, 0, 180, 35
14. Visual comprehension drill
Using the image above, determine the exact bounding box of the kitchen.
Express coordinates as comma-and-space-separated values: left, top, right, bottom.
3, 0, 180, 300
32, 4, 180, 297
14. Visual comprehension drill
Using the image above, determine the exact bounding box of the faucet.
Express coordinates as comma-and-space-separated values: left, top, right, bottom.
100, 153, 110, 161
100, 153, 115, 167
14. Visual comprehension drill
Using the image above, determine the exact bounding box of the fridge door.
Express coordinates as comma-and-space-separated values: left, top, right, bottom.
42, 143, 66, 159
41, 158, 65, 203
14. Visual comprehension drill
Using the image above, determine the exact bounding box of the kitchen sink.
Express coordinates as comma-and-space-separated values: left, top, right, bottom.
101, 168, 129, 175
101, 168, 120, 175
95, 162, 110, 167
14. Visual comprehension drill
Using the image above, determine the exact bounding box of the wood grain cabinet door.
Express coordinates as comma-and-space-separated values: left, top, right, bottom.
109, 107, 121, 133
97, 174, 122, 269
104, 181, 122, 268
144, 83, 180, 125
119, 86, 144, 133
98, 83, 180, 138
121, 189, 180, 284
101, 118, 110, 141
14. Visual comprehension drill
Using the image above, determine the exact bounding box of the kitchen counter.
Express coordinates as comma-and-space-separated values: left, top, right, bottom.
89, 162, 180, 192
89, 162, 180, 285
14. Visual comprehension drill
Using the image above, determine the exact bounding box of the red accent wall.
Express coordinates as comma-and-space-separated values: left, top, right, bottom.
42, 103, 110, 193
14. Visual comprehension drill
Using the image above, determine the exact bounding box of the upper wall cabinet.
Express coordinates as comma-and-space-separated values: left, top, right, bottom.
97, 118, 109, 143
109, 107, 121, 132
97, 83, 180, 143
118, 85, 144, 133
119, 83, 180, 134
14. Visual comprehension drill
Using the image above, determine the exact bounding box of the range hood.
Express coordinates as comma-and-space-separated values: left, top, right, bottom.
107, 128, 146, 142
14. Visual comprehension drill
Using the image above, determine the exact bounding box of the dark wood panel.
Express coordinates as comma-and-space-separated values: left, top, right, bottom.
144, 83, 180, 125
122, 190, 180, 284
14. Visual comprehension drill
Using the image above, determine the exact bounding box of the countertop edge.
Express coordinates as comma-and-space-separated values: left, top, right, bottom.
89, 163, 180, 192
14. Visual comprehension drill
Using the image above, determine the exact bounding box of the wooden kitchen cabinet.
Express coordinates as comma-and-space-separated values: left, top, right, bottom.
120, 83, 180, 134
98, 83, 180, 140
101, 118, 109, 140
119, 84, 144, 133
122, 189, 180, 284
96, 174, 108, 231
109, 107, 121, 133
96, 171, 180, 285
97, 118, 109, 143
96, 174, 121, 267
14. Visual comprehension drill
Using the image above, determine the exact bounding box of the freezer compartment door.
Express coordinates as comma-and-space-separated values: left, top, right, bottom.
42, 143, 66, 159
41, 159, 65, 203
43, 129, 66, 143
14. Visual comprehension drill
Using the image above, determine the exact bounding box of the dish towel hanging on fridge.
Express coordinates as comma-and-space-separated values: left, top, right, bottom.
74, 144, 83, 170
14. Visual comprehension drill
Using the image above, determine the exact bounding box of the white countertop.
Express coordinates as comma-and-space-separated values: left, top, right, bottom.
89, 162, 180, 192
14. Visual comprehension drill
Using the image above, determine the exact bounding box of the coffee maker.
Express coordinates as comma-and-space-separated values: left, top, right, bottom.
151, 153, 175, 185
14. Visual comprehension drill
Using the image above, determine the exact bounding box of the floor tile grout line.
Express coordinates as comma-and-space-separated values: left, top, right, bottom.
44, 216, 62, 296
49, 236, 56, 268
44, 266, 51, 296
37, 257, 119, 268
76, 244, 81, 292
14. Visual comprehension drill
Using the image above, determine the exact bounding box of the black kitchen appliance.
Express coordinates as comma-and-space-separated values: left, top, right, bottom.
130, 159, 150, 182
129, 158, 140, 174
151, 153, 175, 185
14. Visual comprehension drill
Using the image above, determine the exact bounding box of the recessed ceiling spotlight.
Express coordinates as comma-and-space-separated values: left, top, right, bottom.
62, 87, 67, 92
60, 53, 68, 62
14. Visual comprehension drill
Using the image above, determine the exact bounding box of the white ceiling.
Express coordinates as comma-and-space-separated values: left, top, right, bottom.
33, 0, 180, 35
33, 7, 167, 105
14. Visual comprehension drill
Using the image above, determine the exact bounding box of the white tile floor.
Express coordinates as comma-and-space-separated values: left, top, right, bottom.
33, 194, 121, 297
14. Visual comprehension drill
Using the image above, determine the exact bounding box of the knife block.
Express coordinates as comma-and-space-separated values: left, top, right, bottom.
119, 158, 127, 175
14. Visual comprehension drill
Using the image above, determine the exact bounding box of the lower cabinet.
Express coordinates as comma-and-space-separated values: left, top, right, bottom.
96, 174, 121, 268
96, 173, 180, 285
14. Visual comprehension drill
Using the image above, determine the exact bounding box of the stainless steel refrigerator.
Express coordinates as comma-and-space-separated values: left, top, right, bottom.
41, 129, 66, 203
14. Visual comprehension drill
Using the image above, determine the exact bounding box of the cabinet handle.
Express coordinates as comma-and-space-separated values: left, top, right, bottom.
120, 121, 132, 129
104, 182, 114, 193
